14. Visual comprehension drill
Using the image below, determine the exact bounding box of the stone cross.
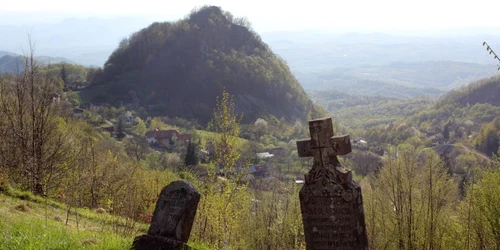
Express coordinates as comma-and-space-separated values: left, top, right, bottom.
296, 117, 368, 250
133, 180, 200, 250
297, 117, 352, 183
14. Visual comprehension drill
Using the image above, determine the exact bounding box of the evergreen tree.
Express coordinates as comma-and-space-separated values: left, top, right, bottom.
184, 140, 198, 166
443, 120, 451, 140
116, 117, 126, 139
60, 64, 67, 87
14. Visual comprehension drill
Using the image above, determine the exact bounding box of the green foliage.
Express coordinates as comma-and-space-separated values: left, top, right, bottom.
132, 117, 147, 136
473, 118, 500, 157
309, 89, 434, 130
410, 76, 500, 131
364, 150, 458, 249
458, 162, 500, 249
208, 89, 241, 172
41, 63, 89, 89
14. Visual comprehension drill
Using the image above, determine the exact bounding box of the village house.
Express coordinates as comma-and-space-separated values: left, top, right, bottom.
249, 165, 270, 178
256, 152, 274, 159
73, 107, 85, 118
268, 147, 285, 156
101, 126, 115, 136
146, 129, 179, 144
145, 128, 192, 147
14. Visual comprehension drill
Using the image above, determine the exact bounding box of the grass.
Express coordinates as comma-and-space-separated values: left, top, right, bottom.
0, 184, 209, 250
0, 193, 131, 249
1, 185, 147, 232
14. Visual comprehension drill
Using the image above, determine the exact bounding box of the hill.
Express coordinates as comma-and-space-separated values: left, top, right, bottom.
363, 75, 500, 157
0, 50, 16, 58
83, 6, 323, 124
0, 53, 74, 74
410, 75, 500, 130
308, 89, 434, 130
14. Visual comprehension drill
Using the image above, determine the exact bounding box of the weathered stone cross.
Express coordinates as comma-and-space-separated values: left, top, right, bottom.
296, 117, 368, 250
297, 117, 351, 174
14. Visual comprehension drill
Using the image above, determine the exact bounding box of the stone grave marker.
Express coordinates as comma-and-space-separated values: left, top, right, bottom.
133, 180, 200, 250
297, 117, 368, 250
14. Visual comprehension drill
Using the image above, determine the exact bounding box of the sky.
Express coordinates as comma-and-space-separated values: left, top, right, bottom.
1, 0, 500, 34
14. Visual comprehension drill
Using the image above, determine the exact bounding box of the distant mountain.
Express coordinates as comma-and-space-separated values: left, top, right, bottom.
0, 52, 73, 74
82, 6, 324, 124
0, 51, 16, 58
262, 31, 500, 73
0, 55, 22, 73
0, 17, 153, 66
296, 61, 497, 98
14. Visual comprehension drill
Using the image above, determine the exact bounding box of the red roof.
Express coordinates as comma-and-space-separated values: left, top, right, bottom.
178, 133, 192, 142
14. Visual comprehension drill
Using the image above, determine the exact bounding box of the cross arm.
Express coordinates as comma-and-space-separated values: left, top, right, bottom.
329, 135, 352, 155
297, 139, 313, 157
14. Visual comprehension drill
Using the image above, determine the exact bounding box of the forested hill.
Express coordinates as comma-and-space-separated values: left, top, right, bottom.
0, 53, 73, 74
365, 75, 500, 157
83, 6, 324, 124
410, 75, 500, 129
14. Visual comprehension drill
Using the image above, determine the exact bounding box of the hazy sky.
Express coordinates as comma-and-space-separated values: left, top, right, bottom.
2, 0, 500, 33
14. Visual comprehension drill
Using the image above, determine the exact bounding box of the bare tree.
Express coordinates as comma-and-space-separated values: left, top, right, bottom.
0, 39, 70, 195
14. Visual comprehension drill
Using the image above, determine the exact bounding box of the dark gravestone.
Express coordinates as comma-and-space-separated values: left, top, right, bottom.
133, 180, 200, 250
297, 117, 368, 250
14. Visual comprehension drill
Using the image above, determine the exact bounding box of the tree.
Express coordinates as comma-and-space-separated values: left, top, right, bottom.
125, 138, 149, 161
0, 40, 70, 196
208, 88, 242, 173
184, 140, 199, 166
116, 117, 126, 139
474, 122, 500, 157
443, 120, 451, 140
461, 162, 500, 249
60, 64, 67, 87
192, 89, 249, 248
364, 149, 457, 249
254, 118, 268, 138
133, 117, 147, 136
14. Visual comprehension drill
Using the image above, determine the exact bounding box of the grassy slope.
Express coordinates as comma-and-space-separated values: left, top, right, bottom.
0, 190, 209, 249
0, 193, 131, 249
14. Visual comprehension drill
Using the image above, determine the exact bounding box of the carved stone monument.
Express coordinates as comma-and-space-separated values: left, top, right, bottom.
133, 180, 200, 250
297, 117, 368, 250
